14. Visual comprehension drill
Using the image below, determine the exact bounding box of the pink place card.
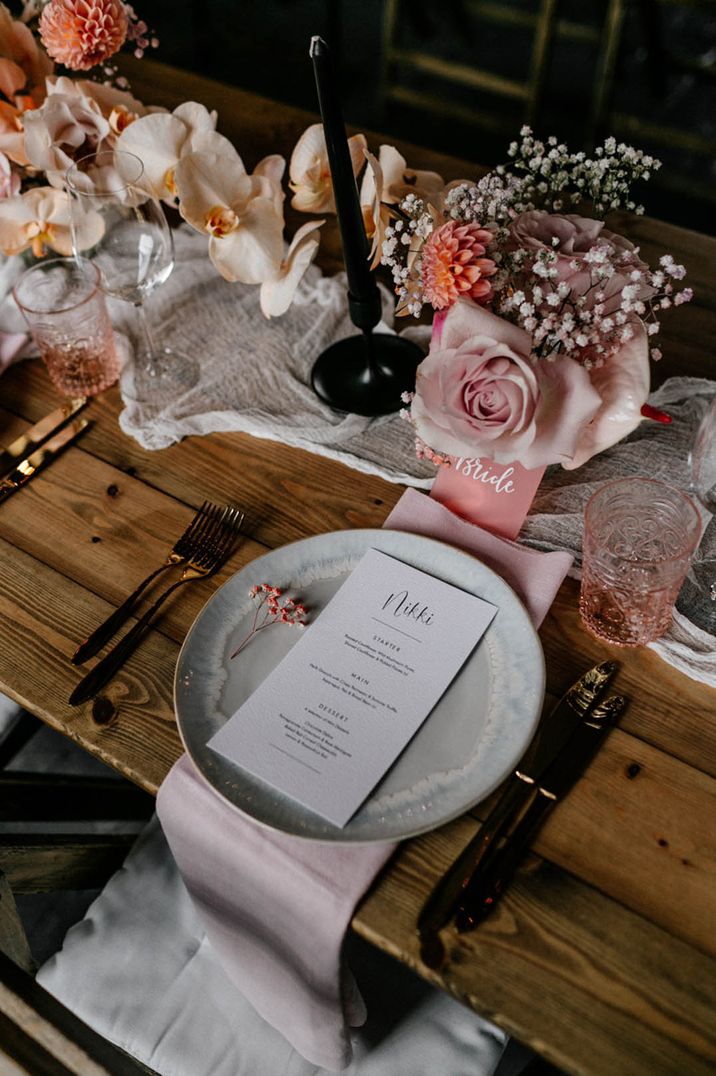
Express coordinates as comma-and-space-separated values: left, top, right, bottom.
430, 456, 546, 540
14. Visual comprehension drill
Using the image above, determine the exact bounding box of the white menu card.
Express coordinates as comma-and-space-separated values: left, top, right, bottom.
209, 549, 497, 827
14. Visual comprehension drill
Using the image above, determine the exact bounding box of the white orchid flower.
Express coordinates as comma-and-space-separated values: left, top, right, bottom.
360, 145, 444, 267
0, 185, 103, 257
289, 122, 366, 214
260, 219, 323, 318
0, 99, 28, 166
115, 101, 235, 204
360, 144, 444, 207
252, 153, 286, 216
174, 145, 285, 285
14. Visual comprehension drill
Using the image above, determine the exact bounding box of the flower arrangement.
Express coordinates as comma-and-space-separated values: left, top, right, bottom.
0, 4, 363, 317
0, 1, 694, 461
379, 128, 692, 471
0, 0, 156, 257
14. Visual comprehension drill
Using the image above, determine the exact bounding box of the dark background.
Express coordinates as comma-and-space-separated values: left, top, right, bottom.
137, 0, 716, 233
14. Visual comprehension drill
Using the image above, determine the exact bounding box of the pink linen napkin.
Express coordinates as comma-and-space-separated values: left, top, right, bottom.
157, 487, 573, 1071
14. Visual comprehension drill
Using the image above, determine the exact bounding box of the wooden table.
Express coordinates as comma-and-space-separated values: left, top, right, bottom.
1, 59, 716, 1076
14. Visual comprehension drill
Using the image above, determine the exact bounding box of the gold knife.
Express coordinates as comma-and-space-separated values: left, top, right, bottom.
0, 398, 87, 479
417, 660, 618, 968
455, 694, 627, 932
0, 418, 90, 505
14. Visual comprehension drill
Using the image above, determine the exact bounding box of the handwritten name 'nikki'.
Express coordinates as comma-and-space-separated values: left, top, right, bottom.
382, 590, 434, 626
454, 457, 516, 495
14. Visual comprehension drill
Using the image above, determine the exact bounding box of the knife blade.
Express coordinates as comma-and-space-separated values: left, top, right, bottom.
455, 694, 627, 933
0, 418, 90, 505
0, 398, 87, 479
417, 660, 617, 966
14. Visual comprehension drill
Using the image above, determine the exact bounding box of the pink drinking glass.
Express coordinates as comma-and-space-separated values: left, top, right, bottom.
13, 257, 120, 397
579, 477, 702, 647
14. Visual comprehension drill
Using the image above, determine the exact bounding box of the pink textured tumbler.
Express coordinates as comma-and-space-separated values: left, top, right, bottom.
580, 477, 701, 647
14, 257, 120, 397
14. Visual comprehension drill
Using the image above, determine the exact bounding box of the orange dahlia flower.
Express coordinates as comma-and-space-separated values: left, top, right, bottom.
421, 220, 497, 310
39, 0, 129, 72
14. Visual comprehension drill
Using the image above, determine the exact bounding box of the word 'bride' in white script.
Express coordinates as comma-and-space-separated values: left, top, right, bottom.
453, 457, 516, 495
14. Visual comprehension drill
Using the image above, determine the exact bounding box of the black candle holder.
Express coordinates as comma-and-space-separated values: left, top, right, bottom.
311, 292, 423, 416
311, 332, 423, 417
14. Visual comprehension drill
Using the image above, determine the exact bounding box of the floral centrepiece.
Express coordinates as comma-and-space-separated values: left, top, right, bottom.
381, 128, 692, 471
0, 0, 156, 258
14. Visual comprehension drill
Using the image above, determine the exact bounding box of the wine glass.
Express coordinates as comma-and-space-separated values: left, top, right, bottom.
681, 394, 716, 632
66, 149, 199, 403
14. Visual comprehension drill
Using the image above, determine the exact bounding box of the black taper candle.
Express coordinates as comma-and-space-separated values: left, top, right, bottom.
307, 35, 422, 416
309, 35, 382, 331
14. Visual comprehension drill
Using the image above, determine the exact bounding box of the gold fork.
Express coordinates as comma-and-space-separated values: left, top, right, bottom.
73, 501, 228, 665
69, 506, 245, 706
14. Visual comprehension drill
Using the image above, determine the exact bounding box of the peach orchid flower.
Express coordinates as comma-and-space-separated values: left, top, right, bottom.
47, 75, 149, 135
0, 148, 19, 198
0, 185, 103, 256
22, 88, 110, 186
0, 3, 53, 106
114, 101, 235, 204
289, 122, 366, 214
0, 98, 29, 165
260, 219, 324, 318
174, 143, 286, 285
360, 145, 444, 267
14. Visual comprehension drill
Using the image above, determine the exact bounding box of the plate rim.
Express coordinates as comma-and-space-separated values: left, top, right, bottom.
173, 527, 545, 844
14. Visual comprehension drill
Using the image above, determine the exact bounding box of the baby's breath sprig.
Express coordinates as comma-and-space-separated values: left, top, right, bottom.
505, 128, 660, 216
230, 584, 307, 660
381, 126, 689, 359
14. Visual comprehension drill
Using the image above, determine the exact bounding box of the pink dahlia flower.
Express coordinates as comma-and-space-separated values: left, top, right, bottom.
421, 220, 496, 311
39, 0, 129, 72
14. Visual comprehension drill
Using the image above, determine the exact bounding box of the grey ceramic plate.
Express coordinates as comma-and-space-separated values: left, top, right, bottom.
174, 529, 545, 843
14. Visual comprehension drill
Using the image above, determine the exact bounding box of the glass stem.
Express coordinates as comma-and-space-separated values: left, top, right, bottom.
134, 300, 160, 374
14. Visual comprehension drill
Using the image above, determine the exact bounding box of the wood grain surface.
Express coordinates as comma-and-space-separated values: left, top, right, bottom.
1, 59, 715, 1076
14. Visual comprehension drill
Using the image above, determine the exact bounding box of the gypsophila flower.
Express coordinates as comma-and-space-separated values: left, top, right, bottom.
230, 584, 307, 659
381, 126, 691, 366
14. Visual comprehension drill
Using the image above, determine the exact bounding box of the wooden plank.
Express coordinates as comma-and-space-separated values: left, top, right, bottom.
355, 823, 716, 1076
1, 383, 715, 783
0, 873, 33, 973
0, 413, 270, 646
0, 951, 154, 1075
540, 580, 716, 778
0, 835, 135, 893
3, 835, 128, 896
0, 377, 402, 555
1, 535, 715, 960
0, 539, 182, 795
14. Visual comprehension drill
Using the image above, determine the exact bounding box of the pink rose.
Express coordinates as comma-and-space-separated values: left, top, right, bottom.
413, 301, 603, 469
564, 319, 650, 470
510, 210, 649, 313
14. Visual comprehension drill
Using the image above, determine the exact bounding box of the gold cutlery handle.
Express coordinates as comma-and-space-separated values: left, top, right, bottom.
69, 571, 204, 706
72, 562, 175, 665
418, 776, 530, 962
